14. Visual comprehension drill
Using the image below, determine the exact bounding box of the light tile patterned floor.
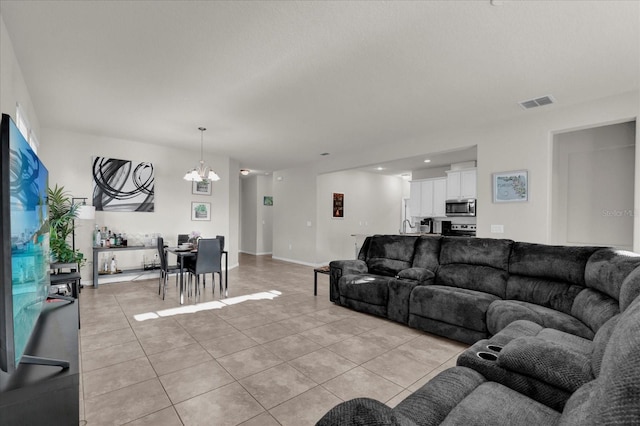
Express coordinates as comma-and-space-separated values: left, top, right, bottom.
79, 254, 468, 425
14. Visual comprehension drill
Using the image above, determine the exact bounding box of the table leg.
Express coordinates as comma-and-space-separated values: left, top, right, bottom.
179, 255, 185, 305
314, 271, 318, 296
224, 252, 228, 298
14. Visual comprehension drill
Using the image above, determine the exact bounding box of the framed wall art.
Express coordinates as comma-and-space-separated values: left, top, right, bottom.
92, 156, 155, 211
264, 196, 273, 206
332, 192, 344, 218
191, 202, 211, 221
192, 180, 212, 195
493, 170, 528, 203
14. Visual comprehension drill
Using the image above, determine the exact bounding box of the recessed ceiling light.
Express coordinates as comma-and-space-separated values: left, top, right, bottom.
376, 167, 385, 171
424, 159, 431, 163
240, 169, 250, 176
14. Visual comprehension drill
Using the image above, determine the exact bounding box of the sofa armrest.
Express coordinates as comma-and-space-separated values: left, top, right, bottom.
497, 336, 594, 392
396, 267, 435, 284
316, 397, 405, 426
330, 259, 368, 276
329, 260, 368, 303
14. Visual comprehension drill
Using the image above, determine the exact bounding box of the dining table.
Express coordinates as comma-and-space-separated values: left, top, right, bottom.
165, 247, 228, 305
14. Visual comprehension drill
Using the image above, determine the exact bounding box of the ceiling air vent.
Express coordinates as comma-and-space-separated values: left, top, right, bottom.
519, 95, 555, 110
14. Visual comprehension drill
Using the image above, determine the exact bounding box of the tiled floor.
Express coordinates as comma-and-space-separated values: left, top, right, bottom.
79, 254, 468, 425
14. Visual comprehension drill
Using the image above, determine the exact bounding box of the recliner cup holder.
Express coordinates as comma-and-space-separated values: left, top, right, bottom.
486, 344, 503, 352
476, 351, 498, 361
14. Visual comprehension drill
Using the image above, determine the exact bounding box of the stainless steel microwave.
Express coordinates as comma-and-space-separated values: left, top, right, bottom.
445, 199, 476, 217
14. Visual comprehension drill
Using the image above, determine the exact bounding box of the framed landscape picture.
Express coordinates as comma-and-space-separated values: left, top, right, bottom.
192, 180, 212, 195
493, 170, 528, 203
191, 202, 211, 221
264, 196, 273, 206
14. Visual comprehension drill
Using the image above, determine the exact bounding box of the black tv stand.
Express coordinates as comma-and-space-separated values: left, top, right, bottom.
0, 300, 79, 425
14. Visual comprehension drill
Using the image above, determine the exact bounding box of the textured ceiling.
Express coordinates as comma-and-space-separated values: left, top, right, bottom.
1, 1, 638, 174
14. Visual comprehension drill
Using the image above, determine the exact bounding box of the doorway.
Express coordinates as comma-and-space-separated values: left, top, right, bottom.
552, 121, 636, 250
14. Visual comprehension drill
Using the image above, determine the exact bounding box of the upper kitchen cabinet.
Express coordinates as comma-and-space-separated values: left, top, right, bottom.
409, 177, 447, 217
446, 168, 477, 200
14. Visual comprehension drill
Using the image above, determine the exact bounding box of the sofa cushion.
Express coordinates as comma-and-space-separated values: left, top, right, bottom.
437, 264, 508, 298
393, 366, 486, 425
570, 288, 619, 334
584, 248, 640, 301
338, 274, 391, 306
558, 294, 640, 426
619, 264, 640, 312
410, 285, 500, 332
508, 242, 600, 286
487, 300, 594, 339
505, 275, 583, 315
365, 235, 419, 276
411, 236, 442, 271
439, 237, 513, 270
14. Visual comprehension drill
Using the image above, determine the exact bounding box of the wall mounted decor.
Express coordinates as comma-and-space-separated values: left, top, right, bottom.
192, 180, 212, 195
264, 196, 273, 206
493, 170, 528, 203
191, 202, 211, 221
92, 157, 154, 211
333, 192, 344, 218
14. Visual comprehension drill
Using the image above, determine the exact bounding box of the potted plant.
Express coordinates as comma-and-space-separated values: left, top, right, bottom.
48, 185, 85, 266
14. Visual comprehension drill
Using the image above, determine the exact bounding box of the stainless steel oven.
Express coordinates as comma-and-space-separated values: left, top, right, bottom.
445, 199, 476, 217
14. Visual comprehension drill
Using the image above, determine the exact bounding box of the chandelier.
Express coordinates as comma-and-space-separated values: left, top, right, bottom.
183, 127, 220, 182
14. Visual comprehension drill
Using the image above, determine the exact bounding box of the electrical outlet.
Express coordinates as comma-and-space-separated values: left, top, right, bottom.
491, 225, 504, 233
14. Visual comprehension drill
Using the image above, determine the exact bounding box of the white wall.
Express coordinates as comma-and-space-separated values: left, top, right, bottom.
316, 170, 404, 263
272, 165, 318, 265
38, 128, 238, 283
239, 174, 273, 255
256, 175, 273, 255
0, 15, 40, 141
240, 177, 258, 253
311, 91, 639, 251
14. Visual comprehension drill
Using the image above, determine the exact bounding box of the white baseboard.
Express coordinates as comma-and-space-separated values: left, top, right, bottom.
239, 250, 273, 256
271, 256, 327, 268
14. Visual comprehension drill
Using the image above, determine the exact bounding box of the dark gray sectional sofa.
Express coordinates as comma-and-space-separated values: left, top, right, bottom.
329, 235, 640, 344
317, 290, 640, 425
320, 234, 640, 425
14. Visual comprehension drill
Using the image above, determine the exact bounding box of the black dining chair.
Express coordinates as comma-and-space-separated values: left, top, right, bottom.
157, 236, 179, 299
186, 238, 223, 298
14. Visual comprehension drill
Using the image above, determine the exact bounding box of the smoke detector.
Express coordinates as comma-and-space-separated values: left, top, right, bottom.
518, 95, 555, 110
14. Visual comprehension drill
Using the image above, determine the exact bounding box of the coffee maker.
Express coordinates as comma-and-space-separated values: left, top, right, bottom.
420, 218, 434, 234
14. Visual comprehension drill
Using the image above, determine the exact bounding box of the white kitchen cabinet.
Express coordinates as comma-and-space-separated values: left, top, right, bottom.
432, 178, 447, 217
408, 181, 422, 217
410, 177, 447, 217
446, 169, 477, 200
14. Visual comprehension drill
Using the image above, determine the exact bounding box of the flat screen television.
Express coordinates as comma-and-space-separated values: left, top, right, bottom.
0, 113, 51, 373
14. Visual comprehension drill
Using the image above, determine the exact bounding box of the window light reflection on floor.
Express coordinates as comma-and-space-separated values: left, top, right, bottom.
133, 290, 282, 322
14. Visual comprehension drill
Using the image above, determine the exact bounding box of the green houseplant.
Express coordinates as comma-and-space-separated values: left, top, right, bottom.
48, 185, 85, 265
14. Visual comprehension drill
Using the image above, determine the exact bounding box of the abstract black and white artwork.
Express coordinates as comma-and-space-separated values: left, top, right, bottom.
92, 157, 155, 212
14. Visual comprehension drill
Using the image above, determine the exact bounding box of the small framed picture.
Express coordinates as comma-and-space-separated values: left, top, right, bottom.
191, 202, 211, 221
192, 180, 212, 195
332, 193, 344, 218
264, 196, 273, 206
493, 170, 528, 203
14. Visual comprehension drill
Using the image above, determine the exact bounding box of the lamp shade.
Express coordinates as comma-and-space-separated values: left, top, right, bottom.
76, 205, 96, 220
